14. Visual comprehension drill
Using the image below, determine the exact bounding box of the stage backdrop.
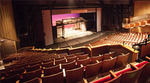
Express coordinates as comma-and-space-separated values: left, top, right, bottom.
52, 13, 80, 29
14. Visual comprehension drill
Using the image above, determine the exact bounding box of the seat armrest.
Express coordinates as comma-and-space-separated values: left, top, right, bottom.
130, 63, 138, 70
109, 70, 117, 78
145, 56, 150, 61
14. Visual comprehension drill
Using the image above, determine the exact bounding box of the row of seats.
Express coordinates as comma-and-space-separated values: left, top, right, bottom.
105, 32, 148, 47
89, 32, 148, 47
0, 52, 130, 83
93, 57, 150, 83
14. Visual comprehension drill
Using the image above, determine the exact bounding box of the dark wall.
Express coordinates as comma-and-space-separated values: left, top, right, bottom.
12, 1, 45, 48
80, 13, 96, 31
1, 40, 17, 58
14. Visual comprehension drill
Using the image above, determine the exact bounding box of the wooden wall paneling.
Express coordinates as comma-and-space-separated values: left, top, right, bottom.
0, 0, 17, 41
134, 1, 150, 17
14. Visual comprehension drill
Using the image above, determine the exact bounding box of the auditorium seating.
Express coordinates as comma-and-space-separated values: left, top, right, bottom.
23, 77, 40, 83
91, 56, 103, 64
115, 53, 130, 69
104, 73, 122, 83
103, 52, 115, 60
90, 32, 148, 47
43, 65, 61, 76
41, 61, 54, 69
42, 72, 64, 83
120, 64, 144, 83
66, 56, 77, 62
21, 69, 42, 82
77, 58, 90, 67
92, 61, 148, 83
0, 74, 21, 83
61, 61, 76, 70
26, 64, 41, 72
85, 62, 102, 78
137, 62, 150, 83
6, 68, 25, 77
55, 58, 66, 65
66, 67, 84, 83
101, 57, 117, 74
2, 44, 150, 83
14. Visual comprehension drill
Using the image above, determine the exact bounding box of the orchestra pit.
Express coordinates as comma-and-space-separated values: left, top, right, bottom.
1, 0, 150, 83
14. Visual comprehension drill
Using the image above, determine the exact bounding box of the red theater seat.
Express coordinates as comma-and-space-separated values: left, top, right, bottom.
91, 56, 103, 64
92, 61, 148, 83
6, 68, 25, 77
42, 72, 64, 83
67, 56, 77, 62
42, 59, 53, 63
41, 61, 54, 68
78, 54, 89, 60
66, 67, 84, 83
77, 58, 90, 67
115, 53, 130, 69
66, 54, 75, 58
103, 52, 115, 60
137, 62, 150, 83
43, 65, 61, 76
26, 64, 41, 72
120, 64, 144, 83
61, 61, 76, 70
55, 59, 66, 65
101, 57, 117, 73
104, 74, 122, 83
23, 77, 40, 83
85, 62, 102, 78
0, 74, 21, 83
22, 69, 42, 82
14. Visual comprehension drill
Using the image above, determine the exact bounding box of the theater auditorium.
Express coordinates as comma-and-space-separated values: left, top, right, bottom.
0, 0, 150, 83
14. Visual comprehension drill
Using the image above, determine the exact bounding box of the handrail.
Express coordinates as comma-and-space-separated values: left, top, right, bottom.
17, 46, 35, 52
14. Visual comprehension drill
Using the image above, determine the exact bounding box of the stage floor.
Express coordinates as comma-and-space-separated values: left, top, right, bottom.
47, 31, 113, 49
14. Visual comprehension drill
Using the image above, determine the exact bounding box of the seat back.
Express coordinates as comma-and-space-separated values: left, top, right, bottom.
66, 67, 84, 83
23, 77, 40, 83
115, 53, 129, 69
43, 65, 61, 76
137, 62, 150, 83
120, 65, 144, 83
91, 56, 103, 64
42, 72, 64, 83
55, 57, 65, 60
85, 62, 102, 78
103, 53, 112, 60
0, 74, 21, 83
42, 59, 53, 63
78, 54, 89, 60
62, 61, 76, 70
66, 54, 75, 58
29, 61, 41, 66
77, 58, 90, 67
6, 68, 25, 77
104, 74, 122, 83
26, 64, 41, 72
22, 69, 42, 82
67, 56, 77, 63
55, 59, 66, 65
101, 57, 117, 73
41, 61, 54, 68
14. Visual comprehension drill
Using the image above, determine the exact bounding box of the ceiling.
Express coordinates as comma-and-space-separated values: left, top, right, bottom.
12, 0, 132, 9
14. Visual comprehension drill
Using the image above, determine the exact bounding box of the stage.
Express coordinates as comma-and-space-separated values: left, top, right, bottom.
46, 31, 113, 49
